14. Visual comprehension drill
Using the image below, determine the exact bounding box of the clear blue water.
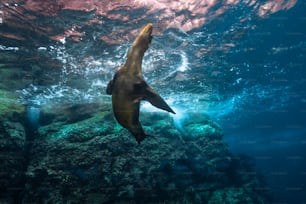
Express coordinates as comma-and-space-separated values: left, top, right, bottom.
1, 0, 306, 203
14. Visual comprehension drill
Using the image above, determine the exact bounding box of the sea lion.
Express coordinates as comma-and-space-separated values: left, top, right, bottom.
106, 23, 175, 144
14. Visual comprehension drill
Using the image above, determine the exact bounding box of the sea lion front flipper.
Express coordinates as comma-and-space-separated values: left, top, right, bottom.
106, 79, 113, 95
144, 86, 176, 114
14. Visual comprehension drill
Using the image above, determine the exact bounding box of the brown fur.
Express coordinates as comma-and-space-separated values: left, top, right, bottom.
106, 24, 175, 144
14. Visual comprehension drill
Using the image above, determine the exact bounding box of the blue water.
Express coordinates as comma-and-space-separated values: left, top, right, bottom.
1, 0, 306, 203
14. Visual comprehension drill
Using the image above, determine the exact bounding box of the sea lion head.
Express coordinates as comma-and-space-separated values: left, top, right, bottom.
132, 23, 153, 52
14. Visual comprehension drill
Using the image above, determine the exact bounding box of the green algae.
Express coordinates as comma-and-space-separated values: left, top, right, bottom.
0, 89, 24, 115
39, 111, 114, 142
208, 188, 251, 203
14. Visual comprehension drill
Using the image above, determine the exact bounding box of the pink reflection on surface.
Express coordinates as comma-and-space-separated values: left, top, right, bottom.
258, 0, 298, 17
100, 28, 136, 45
23, 0, 64, 16
133, 0, 217, 31
0, 0, 299, 43
0, 32, 25, 40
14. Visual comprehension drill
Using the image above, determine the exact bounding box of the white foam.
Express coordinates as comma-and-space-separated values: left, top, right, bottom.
0, 45, 19, 51
177, 51, 189, 72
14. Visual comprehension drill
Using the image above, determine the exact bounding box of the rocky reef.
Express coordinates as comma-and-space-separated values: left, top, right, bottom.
0, 90, 26, 203
0, 102, 269, 203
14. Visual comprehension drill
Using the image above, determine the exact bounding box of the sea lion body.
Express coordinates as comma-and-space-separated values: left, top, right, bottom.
106, 23, 175, 144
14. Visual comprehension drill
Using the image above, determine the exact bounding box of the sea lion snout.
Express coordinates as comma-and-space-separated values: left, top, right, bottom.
132, 23, 153, 50
144, 23, 153, 44
141, 23, 153, 35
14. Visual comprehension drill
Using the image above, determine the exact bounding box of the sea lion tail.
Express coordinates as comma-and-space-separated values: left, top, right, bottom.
135, 133, 146, 144
135, 132, 160, 144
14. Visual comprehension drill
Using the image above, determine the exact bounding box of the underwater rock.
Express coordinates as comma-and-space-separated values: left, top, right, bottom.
22, 108, 269, 203
39, 103, 109, 126
36, 103, 115, 143
0, 111, 26, 203
208, 187, 267, 204
209, 187, 253, 203
172, 112, 223, 140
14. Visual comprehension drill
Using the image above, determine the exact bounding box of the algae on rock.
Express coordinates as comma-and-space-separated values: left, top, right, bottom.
23, 108, 269, 203
0, 89, 24, 115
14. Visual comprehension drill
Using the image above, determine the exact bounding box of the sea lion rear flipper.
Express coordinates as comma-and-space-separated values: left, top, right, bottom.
144, 86, 176, 114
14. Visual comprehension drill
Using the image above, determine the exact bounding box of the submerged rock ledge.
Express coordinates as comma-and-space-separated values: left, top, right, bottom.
1, 103, 269, 203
